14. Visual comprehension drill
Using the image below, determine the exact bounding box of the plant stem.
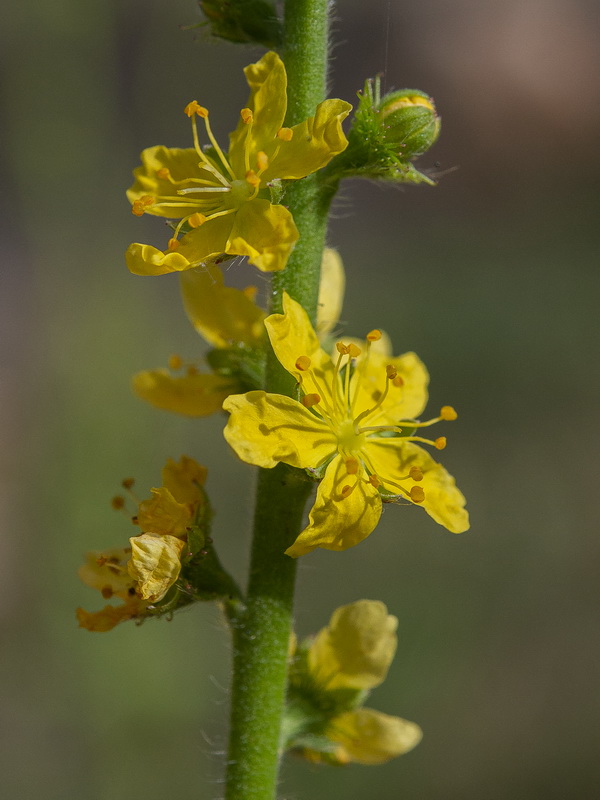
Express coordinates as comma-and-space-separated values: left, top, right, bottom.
224, 1, 330, 798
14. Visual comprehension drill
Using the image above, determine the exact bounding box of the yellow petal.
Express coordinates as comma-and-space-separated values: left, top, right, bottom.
128, 533, 185, 603
126, 214, 235, 276
316, 248, 345, 338
179, 265, 265, 348
223, 391, 336, 469
78, 547, 136, 600
265, 292, 339, 407
228, 51, 288, 176
137, 487, 192, 537
225, 199, 298, 272
285, 455, 382, 557
126, 146, 212, 218
262, 99, 352, 181
365, 439, 469, 533
351, 350, 429, 424
309, 600, 398, 690
126, 242, 193, 276
76, 600, 145, 632
329, 708, 423, 765
132, 368, 237, 417
161, 455, 207, 506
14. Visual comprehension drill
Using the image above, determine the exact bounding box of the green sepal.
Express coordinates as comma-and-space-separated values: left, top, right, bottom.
197, 0, 282, 48
206, 343, 265, 391
321, 76, 439, 186
267, 178, 289, 205
181, 524, 206, 565
282, 639, 370, 756
287, 733, 343, 763
180, 485, 241, 602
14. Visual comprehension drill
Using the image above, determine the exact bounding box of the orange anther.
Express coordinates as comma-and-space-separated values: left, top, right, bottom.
101, 586, 114, 600
434, 437, 447, 450
336, 342, 350, 355
188, 212, 207, 228
156, 168, 170, 180
256, 151, 269, 171
440, 405, 458, 421
242, 286, 258, 301
240, 108, 253, 124
410, 486, 425, 503
277, 127, 293, 141
302, 393, 321, 408
386, 364, 398, 380
131, 201, 145, 216
111, 495, 125, 510
392, 375, 404, 388
367, 329, 382, 341
295, 355, 311, 371
409, 466, 423, 482
245, 169, 260, 187
184, 101, 200, 117
140, 195, 155, 206
345, 458, 359, 475
167, 238, 180, 251
369, 474, 382, 488
341, 484, 353, 498
122, 478, 135, 489
347, 343, 362, 358
168, 354, 183, 370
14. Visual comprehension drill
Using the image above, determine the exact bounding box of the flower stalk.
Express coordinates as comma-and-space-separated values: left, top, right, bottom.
224, 0, 332, 797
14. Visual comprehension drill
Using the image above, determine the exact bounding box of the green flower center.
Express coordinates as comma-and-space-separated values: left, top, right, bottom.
295, 335, 454, 503
336, 419, 366, 454
229, 179, 256, 206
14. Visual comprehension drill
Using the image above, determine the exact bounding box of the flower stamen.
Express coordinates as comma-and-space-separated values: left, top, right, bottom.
353, 363, 398, 427
185, 102, 231, 187
302, 393, 321, 408
345, 457, 359, 475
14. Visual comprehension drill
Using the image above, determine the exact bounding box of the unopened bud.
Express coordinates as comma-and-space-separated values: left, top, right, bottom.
378, 89, 441, 158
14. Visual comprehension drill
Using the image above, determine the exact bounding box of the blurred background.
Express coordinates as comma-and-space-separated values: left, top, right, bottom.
2, 0, 599, 797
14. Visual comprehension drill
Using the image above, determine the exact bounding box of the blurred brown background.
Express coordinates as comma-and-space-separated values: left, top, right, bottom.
2, 0, 599, 797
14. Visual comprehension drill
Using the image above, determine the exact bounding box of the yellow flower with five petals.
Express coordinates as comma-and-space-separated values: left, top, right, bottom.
289, 600, 422, 765
126, 51, 351, 276
223, 294, 469, 557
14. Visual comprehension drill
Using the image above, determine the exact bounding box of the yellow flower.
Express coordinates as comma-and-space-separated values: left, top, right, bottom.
223, 293, 469, 557
77, 457, 209, 629
133, 249, 345, 417
126, 51, 351, 276
292, 601, 422, 765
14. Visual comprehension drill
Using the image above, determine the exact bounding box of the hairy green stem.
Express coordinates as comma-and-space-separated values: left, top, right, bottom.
224, 1, 331, 798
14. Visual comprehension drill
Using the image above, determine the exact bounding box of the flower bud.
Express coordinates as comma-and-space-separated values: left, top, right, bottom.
377, 89, 440, 159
